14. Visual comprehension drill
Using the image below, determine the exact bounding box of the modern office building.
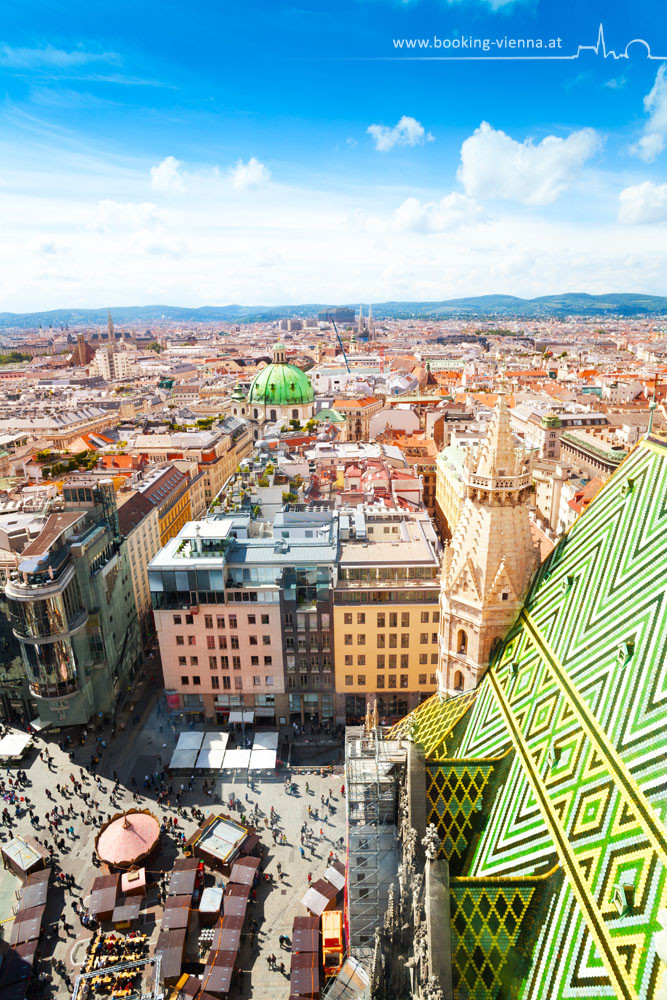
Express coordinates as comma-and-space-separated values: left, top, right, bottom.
4, 480, 142, 728
149, 511, 338, 724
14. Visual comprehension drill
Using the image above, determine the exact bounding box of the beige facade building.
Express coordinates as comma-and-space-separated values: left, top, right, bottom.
332, 397, 383, 442
438, 395, 540, 695
333, 509, 441, 722
117, 493, 162, 641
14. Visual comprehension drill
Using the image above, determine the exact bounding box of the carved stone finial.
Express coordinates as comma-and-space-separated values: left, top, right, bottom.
422, 823, 440, 861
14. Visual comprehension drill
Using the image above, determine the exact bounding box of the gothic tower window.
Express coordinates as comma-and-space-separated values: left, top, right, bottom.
453, 670, 464, 691
457, 630, 467, 655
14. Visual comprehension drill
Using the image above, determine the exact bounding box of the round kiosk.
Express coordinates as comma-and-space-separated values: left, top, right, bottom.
95, 810, 161, 871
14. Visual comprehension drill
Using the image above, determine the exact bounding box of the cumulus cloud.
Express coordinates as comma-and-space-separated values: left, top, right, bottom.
619, 181, 667, 225
457, 122, 599, 205
367, 116, 434, 152
150, 156, 187, 193
630, 65, 667, 162
390, 193, 482, 232
229, 157, 271, 190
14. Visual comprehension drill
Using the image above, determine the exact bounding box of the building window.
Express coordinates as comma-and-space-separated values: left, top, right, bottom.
389, 613, 397, 628
251, 655, 259, 665
216, 616, 225, 629
454, 670, 464, 691
218, 636, 227, 649
178, 656, 186, 666
248, 614, 256, 625
229, 616, 237, 628
253, 676, 261, 686
389, 654, 396, 669
401, 634, 409, 648
419, 653, 428, 665
190, 656, 198, 666
234, 677, 243, 690
204, 615, 213, 628
431, 653, 438, 665
211, 675, 220, 689
181, 676, 189, 686
421, 611, 429, 624
209, 656, 217, 669
401, 612, 410, 628
358, 655, 366, 666
193, 676, 201, 686
432, 611, 439, 623
266, 676, 273, 686
344, 634, 353, 645
221, 656, 229, 669
388, 674, 396, 689
345, 655, 353, 666
187, 635, 196, 646
230, 636, 239, 650
173, 615, 182, 625
357, 675, 366, 686
419, 674, 427, 685
232, 656, 241, 670
400, 674, 408, 688
249, 636, 258, 646
264, 656, 272, 666
430, 674, 437, 685
357, 613, 365, 624
377, 613, 385, 628
377, 675, 385, 688
399, 654, 408, 669
377, 655, 385, 669
176, 635, 184, 646
345, 675, 353, 686
223, 676, 231, 689
185, 614, 193, 625
420, 633, 428, 644
457, 630, 467, 655
377, 635, 385, 648
207, 636, 215, 649
261, 614, 270, 624
389, 634, 397, 648
357, 634, 365, 645
344, 613, 353, 625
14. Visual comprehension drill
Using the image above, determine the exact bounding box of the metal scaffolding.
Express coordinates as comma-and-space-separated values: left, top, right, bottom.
345, 726, 406, 961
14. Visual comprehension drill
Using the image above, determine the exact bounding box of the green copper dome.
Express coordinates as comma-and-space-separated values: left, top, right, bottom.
247, 360, 314, 406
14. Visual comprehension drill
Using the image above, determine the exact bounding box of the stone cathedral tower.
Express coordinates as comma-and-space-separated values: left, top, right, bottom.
438, 392, 539, 695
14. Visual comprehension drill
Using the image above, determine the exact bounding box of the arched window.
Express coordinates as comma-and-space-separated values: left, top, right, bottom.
457, 629, 467, 655
253, 408, 259, 419
292, 409, 299, 419
453, 670, 464, 691
270, 409, 277, 421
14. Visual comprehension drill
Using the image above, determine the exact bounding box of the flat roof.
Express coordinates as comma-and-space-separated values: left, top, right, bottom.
195, 815, 248, 863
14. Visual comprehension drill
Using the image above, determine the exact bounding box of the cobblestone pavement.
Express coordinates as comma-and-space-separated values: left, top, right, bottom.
0, 692, 346, 1000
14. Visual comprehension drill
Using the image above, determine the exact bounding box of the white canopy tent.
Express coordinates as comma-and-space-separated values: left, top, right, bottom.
251, 731, 279, 751
248, 748, 277, 770
175, 732, 204, 752
0, 732, 32, 759
196, 733, 229, 770
168, 748, 199, 770
221, 748, 251, 770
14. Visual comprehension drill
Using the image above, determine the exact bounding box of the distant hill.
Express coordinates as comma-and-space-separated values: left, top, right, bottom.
1, 293, 666, 329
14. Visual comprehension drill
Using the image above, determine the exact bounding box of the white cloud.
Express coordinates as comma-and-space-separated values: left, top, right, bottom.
150, 156, 187, 193
619, 181, 667, 225
0, 44, 119, 70
90, 200, 163, 232
630, 65, 667, 162
346, 137, 358, 148
130, 231, 187, 258
367, 116, 434, 152
229, 157, 271, 190
458, 121, 599, 205
390, 193, 482, 232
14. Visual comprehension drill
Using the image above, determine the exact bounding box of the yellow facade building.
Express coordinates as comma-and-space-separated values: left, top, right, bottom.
333, 509, 441, 723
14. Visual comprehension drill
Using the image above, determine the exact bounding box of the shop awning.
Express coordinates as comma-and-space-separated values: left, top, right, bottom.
252, 731, 279, 750
0, 733, 31, 759
28, 718, 50, 732
248, 748, 276, 770
168, 748, 198, 771
228, 711, 254, 724
175, 732, 204, 752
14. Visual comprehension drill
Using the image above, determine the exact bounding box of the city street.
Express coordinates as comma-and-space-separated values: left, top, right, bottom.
0, 692, 346, 1000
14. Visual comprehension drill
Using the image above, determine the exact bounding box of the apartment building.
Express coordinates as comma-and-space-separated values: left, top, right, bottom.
117, 492, 162, 642
333, 508, 441, 724
332, 398, 383, 442
149, 511, 338, 724
4, 481, 142, 728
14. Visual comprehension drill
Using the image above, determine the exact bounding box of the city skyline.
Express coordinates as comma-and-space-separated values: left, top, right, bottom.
1, 0, 667, 310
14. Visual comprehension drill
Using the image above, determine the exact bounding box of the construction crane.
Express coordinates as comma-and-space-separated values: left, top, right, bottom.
328, 313, 351, 373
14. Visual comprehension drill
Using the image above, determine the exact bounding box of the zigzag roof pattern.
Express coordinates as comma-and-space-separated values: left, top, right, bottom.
393, 435, 667, 1000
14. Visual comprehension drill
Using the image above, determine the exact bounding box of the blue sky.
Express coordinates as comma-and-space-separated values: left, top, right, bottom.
1, 0, 666, 310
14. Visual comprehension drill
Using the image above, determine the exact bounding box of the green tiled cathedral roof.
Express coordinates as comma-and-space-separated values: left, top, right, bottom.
392, 435, 667, 1000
